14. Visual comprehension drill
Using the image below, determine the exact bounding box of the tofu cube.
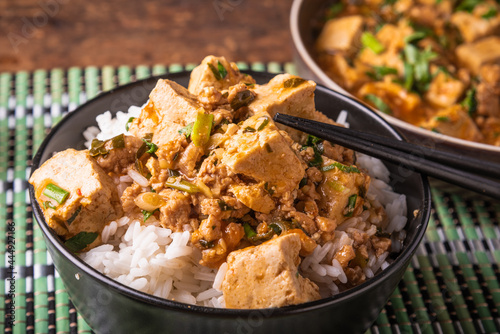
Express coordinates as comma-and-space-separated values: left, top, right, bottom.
221, 112, 305, 195
29, 149, 123, 246
222, 233, 321, 309
456, 36, 500, 75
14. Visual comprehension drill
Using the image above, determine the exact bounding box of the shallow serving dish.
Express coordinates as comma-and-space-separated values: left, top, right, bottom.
29, 71, 431, 334
290, 0, 500, 163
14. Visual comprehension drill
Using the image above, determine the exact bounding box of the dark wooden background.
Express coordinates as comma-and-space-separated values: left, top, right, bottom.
0, 0, 294, 72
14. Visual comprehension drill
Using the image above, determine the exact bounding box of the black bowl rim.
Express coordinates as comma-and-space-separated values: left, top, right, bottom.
29, 70, 431, 317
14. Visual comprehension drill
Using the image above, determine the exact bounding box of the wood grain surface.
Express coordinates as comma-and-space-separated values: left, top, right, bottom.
0, 0, 294, 72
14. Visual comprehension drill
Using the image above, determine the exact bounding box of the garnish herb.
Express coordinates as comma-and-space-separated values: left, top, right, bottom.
66, 206, 82, 225
364, 94, 392, 115
199, 239, 215, 249
192, 112, 214, 147
257, 117, 270, 131
231, 90, 255, 110
435, 116, 450, 122
283, 77, 306, 88
208, 61, 227, 80
461, 88, 477, 116
125, 117, 136, 131
243, 222, 257, 238
42, 201, 56, 209
244, 126, 256, 133
321, 162, 360, 173
264, 182, 275, 195
218, 200, 233, 211
456, 0, 481, 12
299, 177, 308, 188
111, 134, 125, 149
89, 138, 108, 157
325, 2, 344, 20
43, 183, 70, 204
366, 66, 398, 81
361, 32, 384, 54
344, 194, 358, 217
64, 232, 98, 253
178, 122, 194, 138
302, 135, 324, 167
142, 208, 159, 222
165, 179, 200, 193
482, 7, 498, 19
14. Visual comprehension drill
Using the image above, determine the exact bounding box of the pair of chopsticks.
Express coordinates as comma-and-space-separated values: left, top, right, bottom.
274, 113, 500, 199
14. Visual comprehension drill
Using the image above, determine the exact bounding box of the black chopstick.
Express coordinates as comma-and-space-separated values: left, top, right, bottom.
274, 113, 500, 199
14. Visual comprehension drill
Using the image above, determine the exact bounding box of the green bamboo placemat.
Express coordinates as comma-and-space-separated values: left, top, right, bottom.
1, 63, 499, 334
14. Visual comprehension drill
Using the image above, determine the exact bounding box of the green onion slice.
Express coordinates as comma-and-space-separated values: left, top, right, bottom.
230, 90, 255, 110
64, 232, 98, 253
283, 77, 306, 88
66, 206, 82, 225
192, 112, 214, 147
125, 117, 136, 131
178, 122, 194, 138
364, 94, 392, 115
43, 183, 70, 204
257, 117, 270, 131
321, 162, 360, 173
344, 194, 358, 217
208, 61, 227, 80
243, 222, 257, 238
361, 32, 384, 54
165, 179, 200, 194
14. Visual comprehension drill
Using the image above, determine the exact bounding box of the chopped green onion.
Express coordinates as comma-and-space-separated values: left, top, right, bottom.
403, 62, 414, 91
66, 206, 82, 225
283, 77, 306, 88
264, 182, 275, 195
456, 0, 481, 12
230, 90, 255, 110
435, 116, 450, 122
361, 32, 384, 54
264, 143, 273, 153
404, 31, 427, 44
364, 94, 392, 115
218, 200, 233, 211
321, 162, 360, 173
165, 179, 200, 193
257, 117, 270, 131
142, 138, 158, 155
243, 222, 257, 238
111, 134, 125, 149
89, 138, 108, 157
461, 88, 477, 116
199, 239, 215, 249
142, 208, 159, 222
299, 177, 308, 188
326, 180, 346, 192
366, 66, 398, 81
43, 183, 69, 204
325, 2, 344, 19
305, 134, 322, 146
208, 61, 227, 80
64, 232, 98, 253
168, 169, 180, 177
192, 112, 214, 147
344, 194, 358, 217
178, 122, 194, 138
125, 117, 136, 131
482, 7, 497, 19
42, 201, 56, 210
244, 126, 256, 133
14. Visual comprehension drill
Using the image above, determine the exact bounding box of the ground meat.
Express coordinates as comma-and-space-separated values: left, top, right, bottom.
306, 167, 323, 183
370, 236, 392, 256
95, 135, 144, 175
120, 183, 143, 213
344, 266, 366, 286
178, 142, 205, 177
286, 211, 317, 235
198, 154, 239, 197
351, 230, 369, 248
158, 188, 192, 231
322, 141, 354, 165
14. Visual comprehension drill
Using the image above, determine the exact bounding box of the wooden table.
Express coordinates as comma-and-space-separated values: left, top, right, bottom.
0, 0, 293, 72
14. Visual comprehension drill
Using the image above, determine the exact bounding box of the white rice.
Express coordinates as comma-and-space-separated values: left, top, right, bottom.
80, 107, 408, 307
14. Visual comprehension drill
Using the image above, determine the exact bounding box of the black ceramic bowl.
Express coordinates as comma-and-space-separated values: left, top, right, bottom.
30, 71, 431, 334
290, 0, 500, 163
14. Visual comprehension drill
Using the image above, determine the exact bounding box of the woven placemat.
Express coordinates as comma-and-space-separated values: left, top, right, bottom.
1, 62, 499, 334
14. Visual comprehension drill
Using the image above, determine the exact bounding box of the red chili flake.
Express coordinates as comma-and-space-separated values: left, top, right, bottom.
76, 189, 82, 196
